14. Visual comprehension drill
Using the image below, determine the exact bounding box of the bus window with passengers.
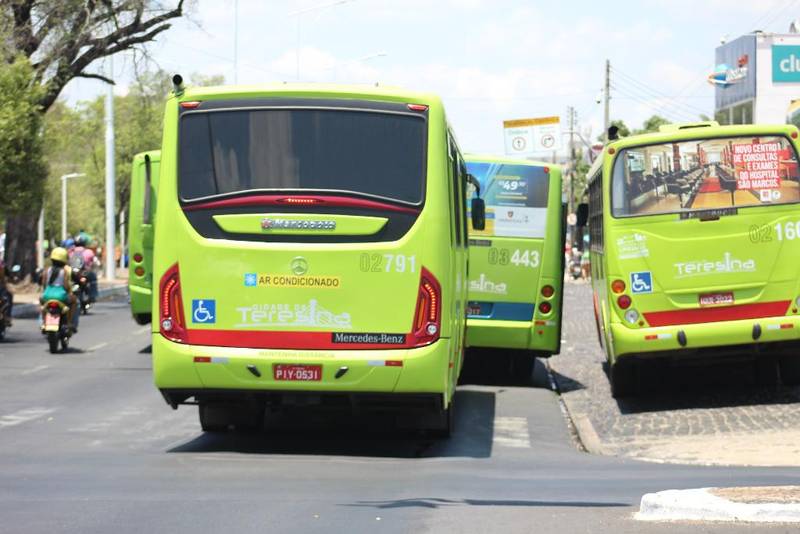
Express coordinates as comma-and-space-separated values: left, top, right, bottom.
128, 150, 160, 325
584, 122, 800, 397
152, 78, 481, 436
465, 155, 564, 378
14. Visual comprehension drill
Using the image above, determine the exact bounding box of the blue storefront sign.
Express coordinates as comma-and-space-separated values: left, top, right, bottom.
772, 45, 800, 82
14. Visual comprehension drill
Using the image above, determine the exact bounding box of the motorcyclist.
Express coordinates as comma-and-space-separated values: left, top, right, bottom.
40, 247, 78, 333
0, 259, 13, 326
73, 232, 98, 302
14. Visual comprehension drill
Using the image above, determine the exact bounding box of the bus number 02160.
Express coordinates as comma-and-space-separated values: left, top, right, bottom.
488, 248, 540, 268
775, 221, 800, 241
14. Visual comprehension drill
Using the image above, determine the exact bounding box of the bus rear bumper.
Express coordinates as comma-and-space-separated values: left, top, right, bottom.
466, 318, 558, 354
128, 284, 151, 315
610, 315, 800, 361
152, 334, 453, 408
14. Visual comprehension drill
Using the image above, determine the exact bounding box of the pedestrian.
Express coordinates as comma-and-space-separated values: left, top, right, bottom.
0, 259, 13, 326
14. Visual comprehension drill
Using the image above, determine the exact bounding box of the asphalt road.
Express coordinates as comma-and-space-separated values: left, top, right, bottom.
1, 299, 799, 533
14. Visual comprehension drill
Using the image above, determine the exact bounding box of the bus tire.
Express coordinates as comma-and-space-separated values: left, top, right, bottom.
427, 404, 454, 439
511, 352, 535, 386
199, 403, 233, 433
609, 360, 636, 398
133, 313, 151, 326
755, 356, 779, 386
779, 356, 800, 386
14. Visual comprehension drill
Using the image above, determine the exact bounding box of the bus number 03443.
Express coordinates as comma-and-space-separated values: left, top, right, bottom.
488, 248, 540, 268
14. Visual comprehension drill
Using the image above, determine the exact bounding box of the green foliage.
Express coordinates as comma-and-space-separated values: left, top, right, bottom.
41, 70, 225, 239
633, 115, 671, 135
0, 57, 47, 214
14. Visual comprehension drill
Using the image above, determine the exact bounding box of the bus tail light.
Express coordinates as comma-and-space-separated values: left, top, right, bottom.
539, 301, 552, 314
411, 267, 441, 346
134, 267, 145, 277
541, 285, 555, 298
159, 263, 187, 343
407, 103, 429, 112
611, 279, 626, 294
617, 295, 632, 310
133, 253, 143, 263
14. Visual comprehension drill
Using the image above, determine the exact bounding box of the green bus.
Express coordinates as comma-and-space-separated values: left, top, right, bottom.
465, 155, 564, 376
152, 77, 484, 435
128, 150, 161, 325
581, 121, 800, 397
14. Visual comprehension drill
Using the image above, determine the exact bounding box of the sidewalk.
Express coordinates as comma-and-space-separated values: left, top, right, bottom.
637, 486, 800, 523
9, 277, 128, 319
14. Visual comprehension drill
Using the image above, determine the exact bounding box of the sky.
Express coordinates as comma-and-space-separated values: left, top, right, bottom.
62, 0, 800, 156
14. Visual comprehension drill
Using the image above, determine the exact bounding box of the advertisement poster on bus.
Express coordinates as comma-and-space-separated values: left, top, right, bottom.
731, 141, 781, 190
467, 162, 549, 238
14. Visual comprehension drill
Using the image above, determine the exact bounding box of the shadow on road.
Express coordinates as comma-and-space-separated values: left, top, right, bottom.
603, 360, 800, 415
344, 497, 629, 509
460, 349, 552, 389
139, 344, 152, 354
167, 389, 496, 459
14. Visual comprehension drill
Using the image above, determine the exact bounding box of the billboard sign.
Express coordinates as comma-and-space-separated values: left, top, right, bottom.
714, 34, 757, 109
772, 45, 800, 82
503, 116, 562, 156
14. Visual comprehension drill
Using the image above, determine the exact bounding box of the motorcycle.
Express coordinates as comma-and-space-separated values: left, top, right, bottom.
568, 249, 583, 280
0, 292, 9, 341
42, 299, 71, 353
70, 256, 91, 315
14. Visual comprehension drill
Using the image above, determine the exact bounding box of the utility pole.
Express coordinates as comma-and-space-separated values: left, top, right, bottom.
104, 58, 116, 281
568, 106, 576, 216
603, 59, 610, 143
233, 0, 238, 83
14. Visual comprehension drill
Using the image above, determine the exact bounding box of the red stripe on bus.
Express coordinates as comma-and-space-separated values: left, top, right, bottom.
643, 301, 791, 327
182, 195, 421, 215
183, 329, 428, 350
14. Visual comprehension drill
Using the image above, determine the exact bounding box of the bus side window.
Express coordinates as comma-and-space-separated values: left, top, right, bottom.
143, 155, 152, 225
448, 136, 464, 247
458, 159, 469, 246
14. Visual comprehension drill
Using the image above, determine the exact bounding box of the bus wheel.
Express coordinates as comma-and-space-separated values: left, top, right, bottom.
511, 352, 535, 386
199, 403, 233, 433
609, 361, 637, 398
779, 356, 800, 386
427, 404, 454, 439
755, 356, 779, 386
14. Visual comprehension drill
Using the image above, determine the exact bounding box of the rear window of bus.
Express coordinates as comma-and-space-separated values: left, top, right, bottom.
467, 162, 549, 238
611, 135, 800, 217
178, 108, 426, 204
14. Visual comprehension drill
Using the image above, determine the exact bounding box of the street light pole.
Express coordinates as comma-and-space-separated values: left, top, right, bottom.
104, 58, 116, 281
60, 172, 86, 242
289, 0, 355, 80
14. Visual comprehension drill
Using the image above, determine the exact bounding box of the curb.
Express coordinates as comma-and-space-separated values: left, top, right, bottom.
11, 284, 128, 319
636, 488, 800, 523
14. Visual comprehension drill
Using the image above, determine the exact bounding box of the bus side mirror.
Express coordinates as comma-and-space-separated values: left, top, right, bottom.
471, 197, 486, 230
576, 203, 589, 227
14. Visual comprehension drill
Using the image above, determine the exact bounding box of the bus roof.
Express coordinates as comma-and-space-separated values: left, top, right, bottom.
175, 82, 443, 107
465, 153, 557, 168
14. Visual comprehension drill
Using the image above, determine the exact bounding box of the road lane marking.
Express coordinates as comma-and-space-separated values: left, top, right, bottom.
135, 326, 150, 335
493, 416, 531, 448
21, 365, 49, 375
0, 407, 56, 428
87, 342, 108, 352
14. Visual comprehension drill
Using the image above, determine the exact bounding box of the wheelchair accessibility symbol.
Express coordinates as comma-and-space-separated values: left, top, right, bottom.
192, 299, 216, 324
630, 272, 653, 294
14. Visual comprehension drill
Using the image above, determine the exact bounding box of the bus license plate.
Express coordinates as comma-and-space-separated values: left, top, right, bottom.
699, 292, 734, 307
273, 364, 322, 382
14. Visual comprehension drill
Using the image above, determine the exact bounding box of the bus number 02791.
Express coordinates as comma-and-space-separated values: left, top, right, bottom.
359, 253, 417, 273
487, 248, 540, 268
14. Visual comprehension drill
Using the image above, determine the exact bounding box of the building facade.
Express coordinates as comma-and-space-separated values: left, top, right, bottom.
714, 31, 800, 125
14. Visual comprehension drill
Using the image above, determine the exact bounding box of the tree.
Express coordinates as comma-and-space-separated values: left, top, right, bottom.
634, 115, 671, 135
1, 0, 186, 276
597, 119, 630, 142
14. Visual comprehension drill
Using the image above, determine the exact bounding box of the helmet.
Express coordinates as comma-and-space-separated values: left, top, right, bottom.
50, 247, 69, 264
62, 238, 75, 249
